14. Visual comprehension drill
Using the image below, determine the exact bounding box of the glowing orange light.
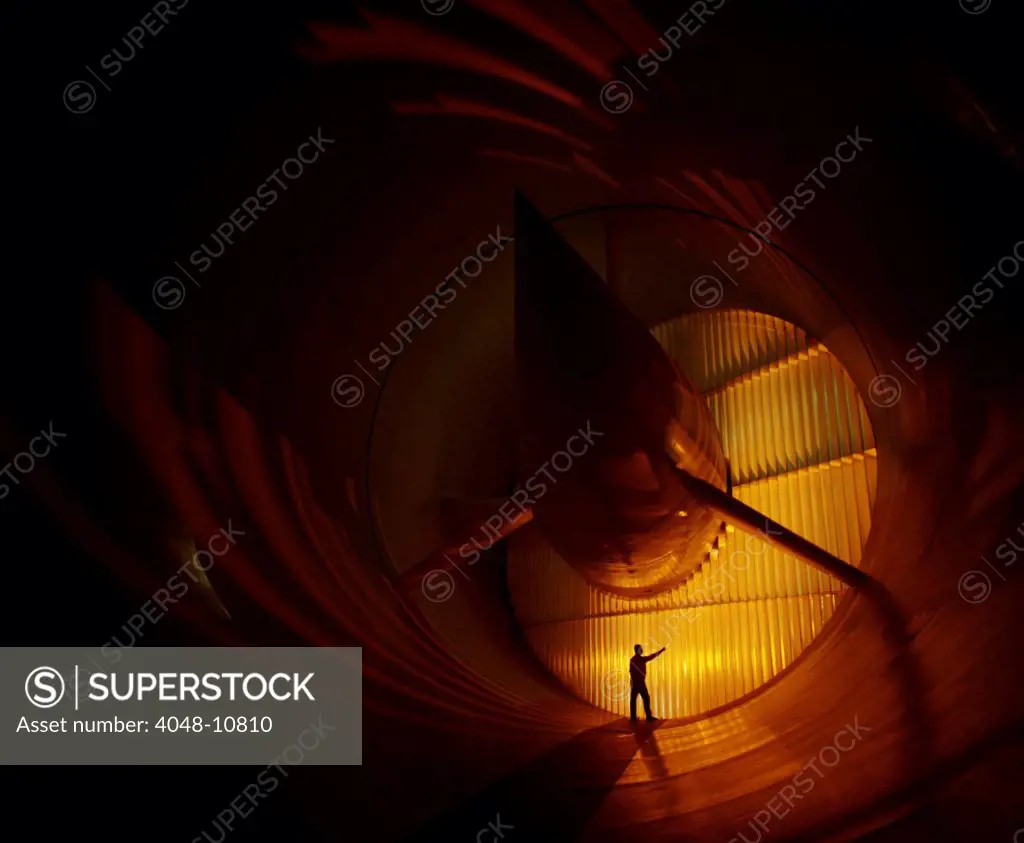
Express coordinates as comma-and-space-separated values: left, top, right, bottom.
508, 311, 877, 719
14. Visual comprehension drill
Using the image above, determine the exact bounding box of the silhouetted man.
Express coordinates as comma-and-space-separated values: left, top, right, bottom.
629, 643, 666, 722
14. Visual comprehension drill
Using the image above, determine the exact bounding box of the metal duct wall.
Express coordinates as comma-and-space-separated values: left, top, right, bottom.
508, 311, 878, 718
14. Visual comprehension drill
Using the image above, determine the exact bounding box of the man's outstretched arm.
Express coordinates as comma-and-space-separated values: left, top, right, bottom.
644, 647, 666, 662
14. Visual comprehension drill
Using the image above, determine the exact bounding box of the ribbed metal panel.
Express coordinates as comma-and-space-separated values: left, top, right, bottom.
523, 594, 840, 719
706, 347, 874, 485
508, 311, 878, 718
652, 311, 810, 393
730, 451, 878, 589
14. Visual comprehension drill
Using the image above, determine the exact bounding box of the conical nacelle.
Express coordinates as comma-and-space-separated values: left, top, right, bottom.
396, 194, 863, 600
514, 193, 729, 597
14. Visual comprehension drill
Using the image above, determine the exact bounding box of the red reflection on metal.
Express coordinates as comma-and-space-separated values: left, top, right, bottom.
301, 16, 584, 110
392, 94, 594, 151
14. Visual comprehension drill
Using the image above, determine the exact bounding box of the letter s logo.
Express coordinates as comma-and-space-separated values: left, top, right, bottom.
25, 667, 66, 708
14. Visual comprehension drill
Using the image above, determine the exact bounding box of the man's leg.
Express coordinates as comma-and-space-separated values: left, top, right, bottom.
630, 686, 639, 721
640, 685, 653, 719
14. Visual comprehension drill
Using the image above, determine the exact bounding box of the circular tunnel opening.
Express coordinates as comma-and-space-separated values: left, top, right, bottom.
509, 308, 877, 719
367, 204, 878, 722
